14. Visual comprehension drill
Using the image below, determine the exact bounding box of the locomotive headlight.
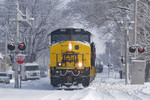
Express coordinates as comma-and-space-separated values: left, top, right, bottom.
69, 43, 72, 50
78, 62, 83, 67
57, 62, 62, 67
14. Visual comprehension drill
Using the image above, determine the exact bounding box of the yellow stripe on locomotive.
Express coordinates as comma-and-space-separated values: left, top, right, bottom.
49, 28, 96, 87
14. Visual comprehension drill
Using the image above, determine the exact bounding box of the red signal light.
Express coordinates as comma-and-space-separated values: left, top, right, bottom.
18, 43, 26, 51
73, 68, 78, 75
8, 43, 15, 51
74, 69, 78, 72
20, 44, 24, 48
138, 47, 144, 53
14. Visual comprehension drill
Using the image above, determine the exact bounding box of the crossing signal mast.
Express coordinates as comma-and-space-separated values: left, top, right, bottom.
7, 0, 33, 88
7, 42, 26, 89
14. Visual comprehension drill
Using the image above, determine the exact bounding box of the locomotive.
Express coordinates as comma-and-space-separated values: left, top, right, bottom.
49, 28, 96, 87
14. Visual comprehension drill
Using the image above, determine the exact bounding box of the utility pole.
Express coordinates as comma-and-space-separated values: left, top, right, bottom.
13, 0, 33, 88
124, 14, 133, 84
108, 49, 110, 78
14, 0, 19, 88
134, 0, 138, 59
4, 21, 8, 72
118, 6, 134, 85
125, 20, 130, 84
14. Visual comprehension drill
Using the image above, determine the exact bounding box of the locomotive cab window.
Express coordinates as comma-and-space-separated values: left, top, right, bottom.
71, 34, 90, 43
51, 33, 69, 44
51, 29, 91, 44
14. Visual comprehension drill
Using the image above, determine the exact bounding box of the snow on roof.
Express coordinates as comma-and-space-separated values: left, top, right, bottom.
132, 60, 146, 63
0, 53, 3, 59
52, 41, 90, 46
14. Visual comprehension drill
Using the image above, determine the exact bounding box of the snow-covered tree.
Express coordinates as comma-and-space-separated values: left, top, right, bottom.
0, 0, 74, 64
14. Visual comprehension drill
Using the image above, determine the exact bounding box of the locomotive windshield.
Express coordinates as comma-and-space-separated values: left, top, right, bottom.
51, 30, 90, 44
71, 34, 89, 42
51, 33, 69, 44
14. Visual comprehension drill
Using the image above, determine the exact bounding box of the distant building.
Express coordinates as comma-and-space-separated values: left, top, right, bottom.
0, 53, 5, 71
0, 53, 3, 59
145, 60, 150, 82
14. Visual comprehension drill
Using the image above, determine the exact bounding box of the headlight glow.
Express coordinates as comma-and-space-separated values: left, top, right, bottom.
78, 62, 83, 67
58, 62, 62, 66
69, 43, 72, 50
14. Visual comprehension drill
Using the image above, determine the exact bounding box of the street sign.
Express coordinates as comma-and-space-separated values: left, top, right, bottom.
15, 54, 25, 64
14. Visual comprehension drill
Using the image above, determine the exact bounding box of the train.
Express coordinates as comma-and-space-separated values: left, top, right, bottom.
49, 28, 96, 87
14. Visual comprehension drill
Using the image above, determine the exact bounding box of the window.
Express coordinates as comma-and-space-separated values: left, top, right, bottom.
0, 73, 7, 76
51, 33, 69, 44
71, 34, 90, 43
25, 66, 39, 71
51, 30, 90, 44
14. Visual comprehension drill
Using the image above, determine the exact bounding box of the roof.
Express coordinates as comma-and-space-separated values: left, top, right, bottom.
49, 28, 92, 36
0, 72, 7, 74
24, 62, 39, 66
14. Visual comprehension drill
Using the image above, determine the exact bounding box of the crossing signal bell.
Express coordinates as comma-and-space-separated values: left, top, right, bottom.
18, 43, 26, 51
8, 43, 15, 51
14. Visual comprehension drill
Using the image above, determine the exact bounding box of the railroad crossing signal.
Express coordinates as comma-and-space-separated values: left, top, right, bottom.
129, 46, 144, 53
8, 42, 26, 51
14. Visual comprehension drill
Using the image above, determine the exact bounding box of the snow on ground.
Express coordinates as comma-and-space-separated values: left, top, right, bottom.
90, 66, 150, 100
0, 66, 150, 100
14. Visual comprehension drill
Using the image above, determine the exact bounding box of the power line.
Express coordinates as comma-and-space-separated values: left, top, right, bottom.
0, 3, 49, 6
